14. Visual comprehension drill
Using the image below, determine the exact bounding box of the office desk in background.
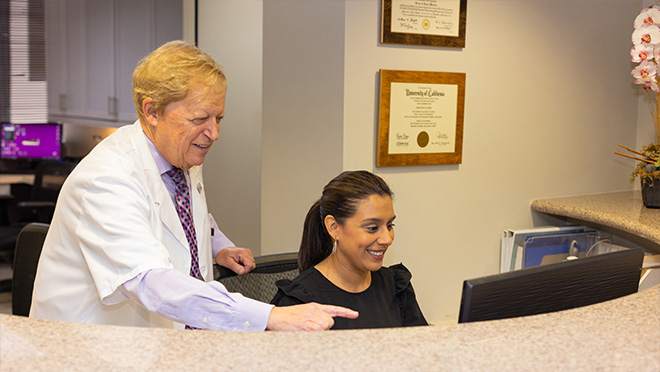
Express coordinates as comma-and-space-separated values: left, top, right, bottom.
0, 174, 35, 196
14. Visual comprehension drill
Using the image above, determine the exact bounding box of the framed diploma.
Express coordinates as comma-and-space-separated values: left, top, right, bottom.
377, 69, 465, 167
381, 0, 467, 48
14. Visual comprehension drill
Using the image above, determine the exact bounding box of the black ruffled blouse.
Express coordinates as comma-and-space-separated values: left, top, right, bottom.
270, 263, 428, 330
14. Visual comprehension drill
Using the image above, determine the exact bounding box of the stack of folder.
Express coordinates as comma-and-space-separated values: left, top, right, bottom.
500, 226, 595, 272
501, 227, 660, 291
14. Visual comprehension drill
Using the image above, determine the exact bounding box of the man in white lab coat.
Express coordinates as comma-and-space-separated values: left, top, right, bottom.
30, 41, 357, 331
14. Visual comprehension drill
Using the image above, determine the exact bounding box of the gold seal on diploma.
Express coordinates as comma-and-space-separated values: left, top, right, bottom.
422, 19, 431, 30
417, 131, 430, 148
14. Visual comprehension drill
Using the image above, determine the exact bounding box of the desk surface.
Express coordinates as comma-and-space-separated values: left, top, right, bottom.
1, 285, 659, 371
0, 174, 35, 185
0, 174, 35, 198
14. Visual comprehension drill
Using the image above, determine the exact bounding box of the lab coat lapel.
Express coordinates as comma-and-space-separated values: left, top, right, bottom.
188, 165, 212, 280
188, 166, 206, 242
154, 174, 189, 250
132, 121, 189, 250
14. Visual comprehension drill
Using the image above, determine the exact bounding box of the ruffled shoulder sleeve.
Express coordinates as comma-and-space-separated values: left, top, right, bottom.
387, 263, 428, 327
270, 269, 319, 306
389, 263, 413, 295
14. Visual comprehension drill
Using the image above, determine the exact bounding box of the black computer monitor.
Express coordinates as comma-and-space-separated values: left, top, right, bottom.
458, 248, 644, 323
1, 123, 62, 160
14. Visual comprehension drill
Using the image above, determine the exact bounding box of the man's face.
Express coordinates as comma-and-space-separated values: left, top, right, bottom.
149, 82, 226, 170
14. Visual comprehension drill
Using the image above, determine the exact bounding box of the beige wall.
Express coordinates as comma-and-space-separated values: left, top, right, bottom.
260, 1, 345, 257
195, 0, 264, 252
197, 0, 645, 323
343, 0, 641, 322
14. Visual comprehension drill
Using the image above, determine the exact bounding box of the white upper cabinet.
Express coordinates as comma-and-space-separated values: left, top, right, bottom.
46, 0, 182, 127
85, 0, 116, 121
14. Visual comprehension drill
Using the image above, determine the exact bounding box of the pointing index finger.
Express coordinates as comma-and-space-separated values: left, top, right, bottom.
316, 304, 359, 319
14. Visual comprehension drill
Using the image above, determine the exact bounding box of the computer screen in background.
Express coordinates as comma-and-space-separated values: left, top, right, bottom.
1, 123, 62, 160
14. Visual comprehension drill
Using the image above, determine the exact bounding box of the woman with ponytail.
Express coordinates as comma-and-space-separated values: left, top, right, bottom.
271, 170, 427, 329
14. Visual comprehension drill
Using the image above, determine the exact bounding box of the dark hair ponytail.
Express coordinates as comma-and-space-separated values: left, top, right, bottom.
298, 200, 333, 272
298, 170, 393, 272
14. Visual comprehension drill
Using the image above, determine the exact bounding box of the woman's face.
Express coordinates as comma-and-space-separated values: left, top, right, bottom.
147, 81, 225, 170
333, 194, 396, 273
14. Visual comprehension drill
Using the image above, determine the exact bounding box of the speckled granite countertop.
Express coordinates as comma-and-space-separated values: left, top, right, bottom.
531, 191, 660, 248
1, 285, 659, 371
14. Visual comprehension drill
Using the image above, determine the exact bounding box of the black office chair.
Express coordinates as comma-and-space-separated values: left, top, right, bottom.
0, 195, 21, 280
215, 252, 299, 303
12, 222, 49, 316
0, 160, 75, 292
17, 160, 77, 223
0, 188, 29, 280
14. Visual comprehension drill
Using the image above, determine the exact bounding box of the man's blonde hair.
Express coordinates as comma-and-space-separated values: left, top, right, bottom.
132, 40, 226, 124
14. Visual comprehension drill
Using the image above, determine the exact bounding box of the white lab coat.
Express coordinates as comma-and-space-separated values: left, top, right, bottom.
30, 120, 213, 328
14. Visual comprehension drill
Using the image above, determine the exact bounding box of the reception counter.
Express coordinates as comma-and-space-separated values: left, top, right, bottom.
1, 284, 659, 371
530, 191, 660, 251
2, 191, 658, 370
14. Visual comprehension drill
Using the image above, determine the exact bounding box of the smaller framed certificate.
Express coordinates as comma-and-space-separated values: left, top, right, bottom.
381, 0, 467, 48
377, 69, 465, 167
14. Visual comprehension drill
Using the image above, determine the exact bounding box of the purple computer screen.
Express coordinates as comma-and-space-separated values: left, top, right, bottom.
1, 123, 62, 159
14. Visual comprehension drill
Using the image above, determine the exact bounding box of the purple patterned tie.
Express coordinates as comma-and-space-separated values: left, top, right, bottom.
167, 167, 202, 281
167, 167, 202, 330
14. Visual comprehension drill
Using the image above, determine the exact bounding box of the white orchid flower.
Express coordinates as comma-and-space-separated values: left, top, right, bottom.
634, 6, 660, 29
632, 61, 658, 80
631, 44, 655, 62
632, 25, 660, 45
634, 77, 660, 92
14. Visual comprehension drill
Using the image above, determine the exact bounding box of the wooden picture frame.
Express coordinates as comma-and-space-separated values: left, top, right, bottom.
381, 0, 467, 48
377, 69, 465, 167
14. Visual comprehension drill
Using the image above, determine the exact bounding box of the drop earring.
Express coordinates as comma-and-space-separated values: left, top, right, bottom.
332, 238, 337, 255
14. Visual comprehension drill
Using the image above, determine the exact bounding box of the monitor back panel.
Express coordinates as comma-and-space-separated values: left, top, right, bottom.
458, 248, 644, 323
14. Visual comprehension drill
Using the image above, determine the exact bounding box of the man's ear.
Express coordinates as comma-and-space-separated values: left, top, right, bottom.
324, 215, 340, 239
142, 98, 158, 128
